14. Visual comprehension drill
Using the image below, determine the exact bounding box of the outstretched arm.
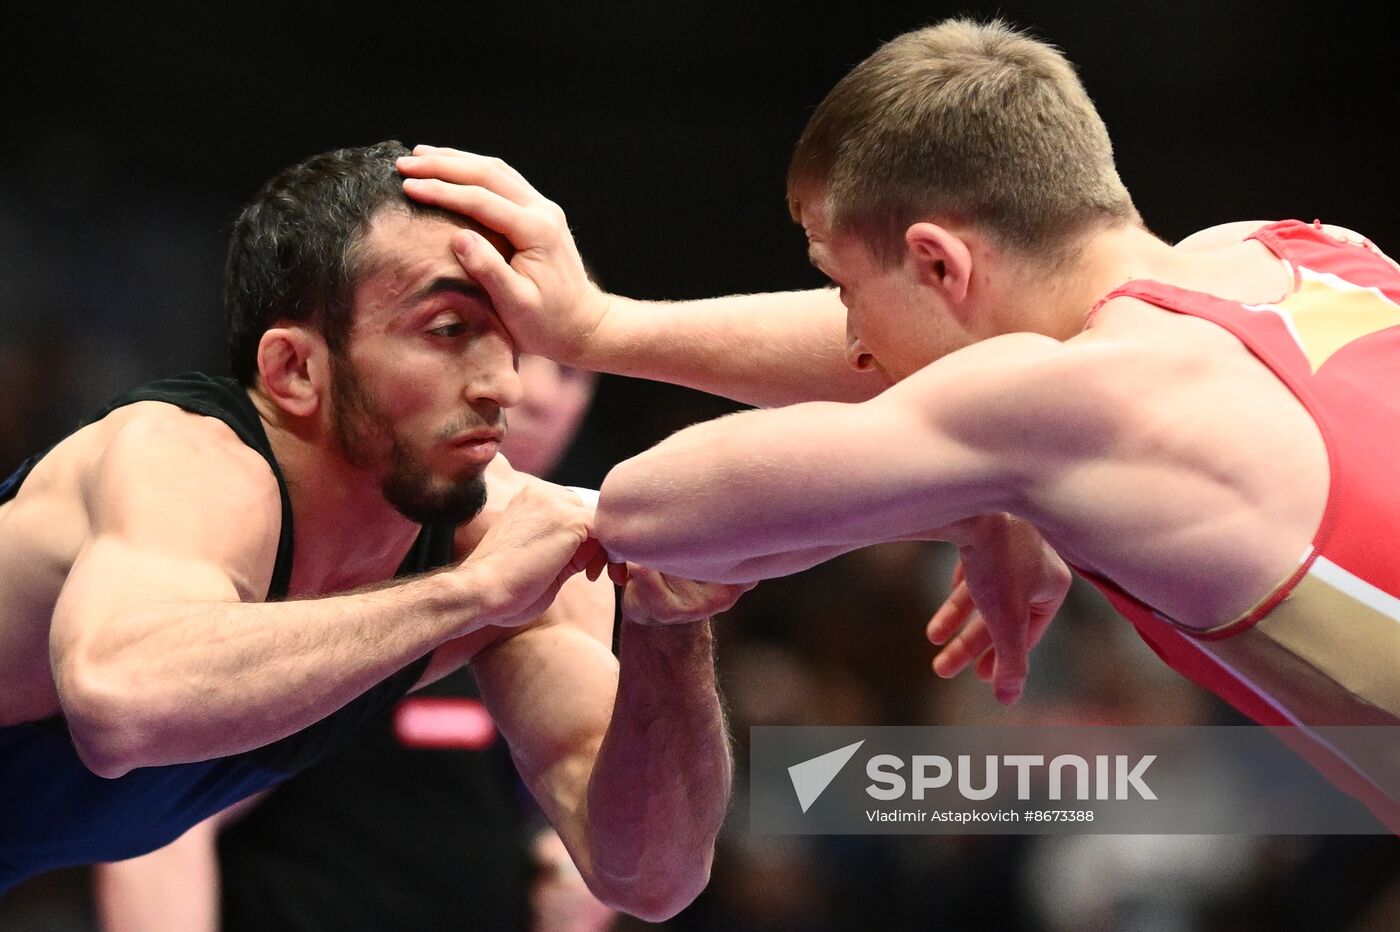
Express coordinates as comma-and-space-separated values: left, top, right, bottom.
596, 333, 1091, 703
593, 333, 1082, 579
396, 146, 889, 407
472, 567, 744, 922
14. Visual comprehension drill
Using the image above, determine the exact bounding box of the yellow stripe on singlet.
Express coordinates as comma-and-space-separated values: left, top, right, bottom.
1261, 271, 1400, 372
1194, 557, 1400, 801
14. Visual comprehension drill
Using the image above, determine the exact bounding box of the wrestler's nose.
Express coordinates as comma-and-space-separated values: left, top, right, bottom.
468, 333, 525, 409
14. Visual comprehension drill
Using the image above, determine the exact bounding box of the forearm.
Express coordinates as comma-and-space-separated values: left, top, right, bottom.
94, 820, 219, 932
596, 384, 1010, 577
631, 521, 1008, 585
60, 570, 482, 776
581, 619, 730, 921
577, 289, 887, 407
595, 408, 920, 575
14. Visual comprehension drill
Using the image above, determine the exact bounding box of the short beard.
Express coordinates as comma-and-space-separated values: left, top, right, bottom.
330, 356, 488, 526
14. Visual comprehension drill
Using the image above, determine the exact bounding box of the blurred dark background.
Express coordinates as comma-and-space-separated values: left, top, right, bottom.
2, 2, 1396, 929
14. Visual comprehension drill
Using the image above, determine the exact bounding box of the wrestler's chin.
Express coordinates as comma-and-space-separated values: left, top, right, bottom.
384, 474, 488, 526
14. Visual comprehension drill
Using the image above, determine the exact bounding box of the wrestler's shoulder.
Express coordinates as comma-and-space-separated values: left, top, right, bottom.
904, 331, 1131, 395
1174, 219, 1378, 251
1173, 220, 1276, 251
890, 333, 1153, 449
87, 402, 280, 517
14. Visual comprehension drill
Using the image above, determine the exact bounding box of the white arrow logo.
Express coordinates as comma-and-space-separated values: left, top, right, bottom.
787, 740, 865, 813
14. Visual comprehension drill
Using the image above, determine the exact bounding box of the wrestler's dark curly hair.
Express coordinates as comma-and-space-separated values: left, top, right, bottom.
224, 140, 457, 385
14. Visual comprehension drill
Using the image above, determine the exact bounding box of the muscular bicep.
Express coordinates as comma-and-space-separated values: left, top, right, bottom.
50, 410, 281, 674
595, 331, 1130, 580
600, 333, 1078, 569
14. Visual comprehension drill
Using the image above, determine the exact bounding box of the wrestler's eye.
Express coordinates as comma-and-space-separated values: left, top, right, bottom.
428, 321, 467, 338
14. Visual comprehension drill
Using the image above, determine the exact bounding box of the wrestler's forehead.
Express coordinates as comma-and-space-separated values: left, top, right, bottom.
352, 210, 502, 305
358, 210, 457, 275
349, 221, 443, 314
801, 209, 867, 279
342, 212, 495, 333
360, 206, 511, 269
800, 198, 849, 274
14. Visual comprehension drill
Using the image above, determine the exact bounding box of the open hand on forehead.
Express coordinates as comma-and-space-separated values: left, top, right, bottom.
397, 145, 607, 365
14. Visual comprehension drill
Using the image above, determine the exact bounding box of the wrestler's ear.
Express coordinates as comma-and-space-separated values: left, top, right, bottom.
256, 325, 329, 418
905, 222, 973, 305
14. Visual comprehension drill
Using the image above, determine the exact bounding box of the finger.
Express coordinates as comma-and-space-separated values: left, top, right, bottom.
569, 538, 601, 575
951, 559, 965, 587
397, 152, 538, 205
926, 581, 975, 645
984, 610, 1030, 705
585, 546, 609, 582
447, 228, 533, 318
619, 568, 659, 623
623, 566, 710, 625
703, 581, 751, 617
975, 648, 997, 682
411, 143, 462, 157
624, 564, 664, 601
398, 151, 537, 200
1028, 606, 1056, 651
992, 648, 1028, 704
408, 146, 537, 192
932, 615, 992, 678
400, 178, 547, 245
607, 561, 629, 586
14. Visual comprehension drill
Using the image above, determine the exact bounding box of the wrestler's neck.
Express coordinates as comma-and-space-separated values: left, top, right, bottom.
246, 387, 420, 592
979, 224, 1162, 336
1013, 222, 1283, 336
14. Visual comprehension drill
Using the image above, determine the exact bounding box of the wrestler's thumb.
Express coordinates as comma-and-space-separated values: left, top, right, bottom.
993, 648, 1028, 705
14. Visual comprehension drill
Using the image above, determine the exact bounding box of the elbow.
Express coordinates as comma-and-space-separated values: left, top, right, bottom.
596, 464, 670, 567
56, 653, 151, 779
591, 857, 714, 923
597, 459, 736, 577
69, 716, 142, 780
76, 746, 136, 781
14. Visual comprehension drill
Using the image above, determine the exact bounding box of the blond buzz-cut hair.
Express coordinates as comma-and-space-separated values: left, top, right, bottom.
788, 18, 1141, 265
